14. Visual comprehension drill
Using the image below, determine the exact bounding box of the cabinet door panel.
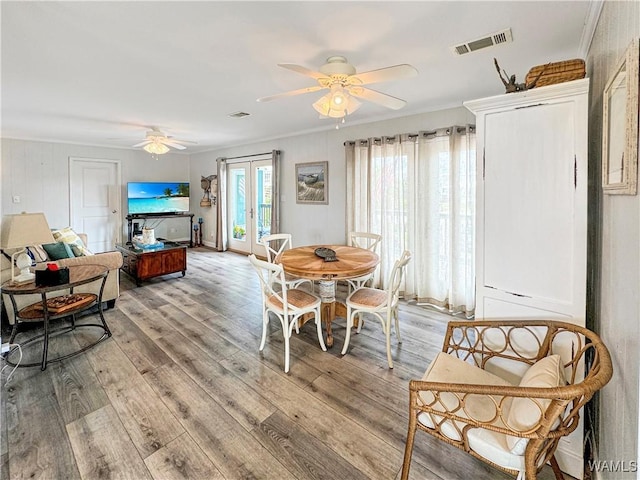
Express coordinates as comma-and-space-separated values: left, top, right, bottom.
138, 255, 163, 278
162, 250, 186, 272
483, 102, 576, 303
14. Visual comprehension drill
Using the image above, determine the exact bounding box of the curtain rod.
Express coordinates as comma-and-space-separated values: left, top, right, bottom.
344, 125, 475, 146
223, 150, 279, 161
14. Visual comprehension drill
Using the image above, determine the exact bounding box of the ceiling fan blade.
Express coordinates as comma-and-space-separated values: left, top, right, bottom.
168, 138, 198, 145
257, 85, 325, 103
132, 140, 152, 147
348, 64, 418, 86
348, 86, 407, 110
278, 63, 328, 80
162, 141, 187, 150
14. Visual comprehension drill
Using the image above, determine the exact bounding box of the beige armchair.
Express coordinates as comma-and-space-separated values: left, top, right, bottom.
401, 320, 613, 480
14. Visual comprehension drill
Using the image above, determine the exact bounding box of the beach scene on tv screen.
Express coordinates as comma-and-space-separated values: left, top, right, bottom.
128, 182, 190, 214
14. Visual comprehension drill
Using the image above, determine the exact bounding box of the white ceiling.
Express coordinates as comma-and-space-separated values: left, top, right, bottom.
1, 1, 597, 154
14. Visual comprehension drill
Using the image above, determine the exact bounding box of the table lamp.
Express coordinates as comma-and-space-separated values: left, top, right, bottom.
1, 212, 55, 284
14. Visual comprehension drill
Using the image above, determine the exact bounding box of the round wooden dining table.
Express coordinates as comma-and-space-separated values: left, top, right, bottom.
280, 245, 379, 347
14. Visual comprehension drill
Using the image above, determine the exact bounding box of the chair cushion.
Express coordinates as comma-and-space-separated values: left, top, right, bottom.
347, 287, 387, 308
417, 352, 512, 442
467, 427, 526, 472
506, 354, 566, 454
465, 356, 567, 472
267, 289, 319, 311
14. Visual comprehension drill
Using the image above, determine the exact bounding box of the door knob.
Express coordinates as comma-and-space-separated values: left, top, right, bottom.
112, 210, 117, 213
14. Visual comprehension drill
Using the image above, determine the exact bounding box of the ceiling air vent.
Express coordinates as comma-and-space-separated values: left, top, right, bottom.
228, 111, 250, 118
452, 28, 513, 55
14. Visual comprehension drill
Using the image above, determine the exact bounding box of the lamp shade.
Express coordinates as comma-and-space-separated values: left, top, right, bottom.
1, 213, 55, 249
143, 142, 170, 155
313, 91, 362, 118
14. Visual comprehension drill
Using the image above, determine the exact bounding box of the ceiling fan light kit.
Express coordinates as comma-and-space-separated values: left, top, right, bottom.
131, 127, 195, 155
258, 55, 417, 122
312, 84, 363, 119
143, 141, 170, 155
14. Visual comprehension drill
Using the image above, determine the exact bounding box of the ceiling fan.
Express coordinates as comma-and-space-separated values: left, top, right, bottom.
132, 127, 196, 155
257, 56, 418, 119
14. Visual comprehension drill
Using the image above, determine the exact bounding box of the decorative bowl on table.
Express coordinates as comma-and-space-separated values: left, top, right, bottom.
314, 247, 337, 262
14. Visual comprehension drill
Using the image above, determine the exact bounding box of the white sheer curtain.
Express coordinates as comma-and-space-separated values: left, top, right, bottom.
216, 157, 227, 252
346, 126, 476, 316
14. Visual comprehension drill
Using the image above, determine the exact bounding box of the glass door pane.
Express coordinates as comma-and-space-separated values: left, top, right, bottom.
227, 163, 251, 253
255, 164, 272, 245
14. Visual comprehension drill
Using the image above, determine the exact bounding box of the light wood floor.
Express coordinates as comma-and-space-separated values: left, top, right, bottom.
1, 248, 566, 480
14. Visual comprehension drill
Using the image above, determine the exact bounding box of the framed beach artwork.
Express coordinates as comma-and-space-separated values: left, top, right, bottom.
295, 161, 328, 204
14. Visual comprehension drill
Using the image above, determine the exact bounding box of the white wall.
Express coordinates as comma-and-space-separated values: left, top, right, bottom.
2, 107, 474, 249
0, 138, 193, 242
1, 106, 473, 248
189, 106, 474, 248
586, 1, 640, 477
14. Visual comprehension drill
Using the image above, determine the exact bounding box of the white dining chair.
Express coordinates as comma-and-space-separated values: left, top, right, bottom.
346, 232, 382, 292
248, 254, 326, 373
341, 250, 411, 368
259, 233, 314, 292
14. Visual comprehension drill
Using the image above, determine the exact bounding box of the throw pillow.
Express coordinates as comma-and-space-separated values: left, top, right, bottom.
42, 242, 75, 260
51, 227, 94, 256
27, 245, 49, 262
506, 354, 566, 455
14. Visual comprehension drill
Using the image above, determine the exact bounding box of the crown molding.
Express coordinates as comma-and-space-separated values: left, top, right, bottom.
578, 0, 604, 58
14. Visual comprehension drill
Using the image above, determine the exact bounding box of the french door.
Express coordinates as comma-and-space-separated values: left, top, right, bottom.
227, 160, 273, 254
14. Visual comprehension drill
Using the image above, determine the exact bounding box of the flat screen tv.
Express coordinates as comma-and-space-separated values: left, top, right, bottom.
127, 182, 190, 215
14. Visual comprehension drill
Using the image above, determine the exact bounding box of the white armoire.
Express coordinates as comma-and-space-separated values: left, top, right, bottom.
464, 78, 589, 479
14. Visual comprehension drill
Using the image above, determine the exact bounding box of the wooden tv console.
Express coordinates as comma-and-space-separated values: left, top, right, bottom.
116, 243, 187, 286
126, 213, 194, 247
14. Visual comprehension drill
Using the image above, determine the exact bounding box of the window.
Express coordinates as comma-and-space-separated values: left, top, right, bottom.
346, 126, 476, 316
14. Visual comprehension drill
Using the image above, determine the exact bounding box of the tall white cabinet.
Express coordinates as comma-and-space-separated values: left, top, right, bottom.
465, 79, 588, 324
464, 78, 589, 479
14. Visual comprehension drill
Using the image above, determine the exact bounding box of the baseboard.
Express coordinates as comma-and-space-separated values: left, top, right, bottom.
556, 443, 584, 480
202, 240, 217, 249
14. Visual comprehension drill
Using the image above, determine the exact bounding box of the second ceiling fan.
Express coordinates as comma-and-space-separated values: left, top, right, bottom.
133, 127, 196, 155
258, 56, 418, 118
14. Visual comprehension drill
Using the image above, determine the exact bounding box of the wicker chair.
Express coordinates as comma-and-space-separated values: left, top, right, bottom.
401, 320, 613, 480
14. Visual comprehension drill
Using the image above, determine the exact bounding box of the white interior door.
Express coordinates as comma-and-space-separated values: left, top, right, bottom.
226, 159, 272, 254
70, 158, 121, 253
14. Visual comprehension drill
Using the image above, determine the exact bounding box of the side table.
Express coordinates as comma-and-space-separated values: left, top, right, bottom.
1, 264, 111, 370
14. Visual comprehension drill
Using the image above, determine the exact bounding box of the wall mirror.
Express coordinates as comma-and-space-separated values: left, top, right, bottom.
602, 38, 639, 195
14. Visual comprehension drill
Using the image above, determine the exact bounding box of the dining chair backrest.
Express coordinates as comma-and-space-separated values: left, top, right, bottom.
248, 254, 289, 312
349, 232, 381, 252
387, 250, 411, 306
260, 233, 293, 263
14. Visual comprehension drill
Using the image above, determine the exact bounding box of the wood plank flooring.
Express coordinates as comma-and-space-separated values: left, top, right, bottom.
1, 248, 567, 480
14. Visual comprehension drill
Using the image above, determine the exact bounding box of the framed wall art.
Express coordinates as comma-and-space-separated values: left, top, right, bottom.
602, 38, 639, 195
295, 161, 328, 204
